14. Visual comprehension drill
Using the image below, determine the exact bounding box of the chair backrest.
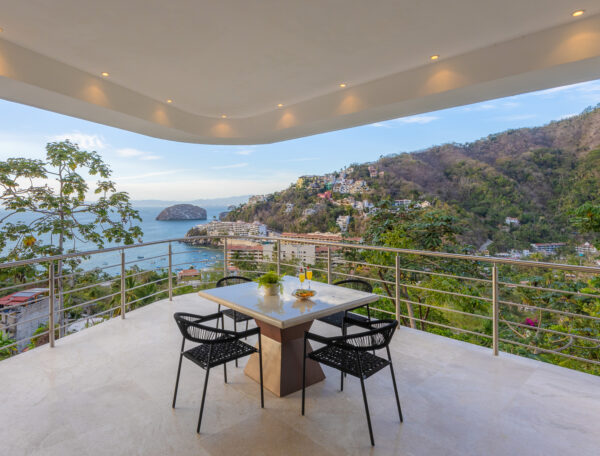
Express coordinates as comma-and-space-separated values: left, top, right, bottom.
216, 276, 253, 288
173, 312, 231, 344
337, 319, 398, 352
333, 278, 373, 293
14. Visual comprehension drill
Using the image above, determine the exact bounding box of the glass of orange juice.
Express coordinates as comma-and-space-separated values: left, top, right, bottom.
306, 268, 312, 289
299, 272, 305, 289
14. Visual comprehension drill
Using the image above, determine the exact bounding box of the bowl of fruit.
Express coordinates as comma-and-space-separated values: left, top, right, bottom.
292, 289, 317, 300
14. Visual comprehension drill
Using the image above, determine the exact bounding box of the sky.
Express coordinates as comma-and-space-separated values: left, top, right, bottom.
1, 78, 599, 201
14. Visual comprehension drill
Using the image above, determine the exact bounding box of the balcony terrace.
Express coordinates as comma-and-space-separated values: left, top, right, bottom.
2, 291, 599, 456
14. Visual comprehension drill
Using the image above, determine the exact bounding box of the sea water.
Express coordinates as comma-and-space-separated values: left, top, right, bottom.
0, 206, 225, 274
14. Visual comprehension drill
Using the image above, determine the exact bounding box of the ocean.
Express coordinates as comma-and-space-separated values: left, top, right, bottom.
0, 206, 226, 274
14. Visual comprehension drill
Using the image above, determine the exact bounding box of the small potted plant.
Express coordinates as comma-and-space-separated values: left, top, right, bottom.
257, 271, 284, 296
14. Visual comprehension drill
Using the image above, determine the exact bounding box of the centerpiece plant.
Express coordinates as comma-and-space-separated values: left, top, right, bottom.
257, 271, 283, 296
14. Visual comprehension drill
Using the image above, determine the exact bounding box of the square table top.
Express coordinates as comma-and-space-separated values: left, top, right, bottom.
197, 275, 379, 329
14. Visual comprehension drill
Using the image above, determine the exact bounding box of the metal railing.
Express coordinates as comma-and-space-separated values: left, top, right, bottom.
0, 234, 599, 374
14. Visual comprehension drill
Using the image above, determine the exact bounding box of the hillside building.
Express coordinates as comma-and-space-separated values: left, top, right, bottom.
530, 243, 566, 255
0, 288, 55, 351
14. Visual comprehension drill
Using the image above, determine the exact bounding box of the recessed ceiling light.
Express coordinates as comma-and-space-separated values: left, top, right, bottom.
166, 99, 173, 103
339, 83, 347, 88
572, 10, 585, 17
101, 72, 109, 77
0, 27, 4, 33
221, 114, 227, 119
277, 103, 283, 108
430, 55, 440, 61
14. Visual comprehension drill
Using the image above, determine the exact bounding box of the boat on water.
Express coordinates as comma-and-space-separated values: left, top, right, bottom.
137, 255, 144, 259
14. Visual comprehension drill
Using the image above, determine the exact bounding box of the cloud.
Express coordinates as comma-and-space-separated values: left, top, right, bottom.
116, 148, 162, 161
0, 134, 46, 159
462, 101, 520, 112
116, 170, 182, 180
116, 173, 298, 200
395, 115, 439, 124
559, 113, 577, 120
235, 149, 253, 156
369, 115, 439, 128
211, 162, 249, 170
286, 157, 319, 162
494, 114, 537, 121
49, 132, 106, 150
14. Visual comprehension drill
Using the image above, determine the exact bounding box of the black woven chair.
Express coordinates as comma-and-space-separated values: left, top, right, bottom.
317, 279, 373, 330
301, 318, 403, 446
216, 276, 255, 366
172, 311, 264, 433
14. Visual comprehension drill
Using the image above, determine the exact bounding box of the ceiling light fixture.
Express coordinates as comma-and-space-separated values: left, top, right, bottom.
221, 114, 227, 119
572, 10, 585, 17
0, 27, 4, 33
430, 55, 440, 61
166, 99, 173, 104
339, 83, 347, 88
277, 103, 283, 108
101, 72, 109, 77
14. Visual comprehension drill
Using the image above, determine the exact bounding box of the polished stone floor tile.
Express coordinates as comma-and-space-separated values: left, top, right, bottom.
1, 294, 599, 456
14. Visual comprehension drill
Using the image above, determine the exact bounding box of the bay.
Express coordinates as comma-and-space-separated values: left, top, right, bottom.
0, 206, 225, 274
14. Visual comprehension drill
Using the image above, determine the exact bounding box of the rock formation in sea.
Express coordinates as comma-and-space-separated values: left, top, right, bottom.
155, 204, 207, 221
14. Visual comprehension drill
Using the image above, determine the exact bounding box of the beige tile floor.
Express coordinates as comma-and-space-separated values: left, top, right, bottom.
1, 294, 599, 456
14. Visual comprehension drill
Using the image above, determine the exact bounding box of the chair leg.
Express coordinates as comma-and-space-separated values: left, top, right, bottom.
388, 362, 403, 423
359, 377, 375, 446
386, 346, 403, 422
223, 362, 227, 384
234, 319, 238, 368
301, 338, 307, 415
197, 367, 211, 434
172, 338, 185, 408
258, 333, 264, 408
245, 320, 249, 339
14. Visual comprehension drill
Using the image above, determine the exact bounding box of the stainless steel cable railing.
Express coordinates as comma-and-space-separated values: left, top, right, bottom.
0, 235, 598, 373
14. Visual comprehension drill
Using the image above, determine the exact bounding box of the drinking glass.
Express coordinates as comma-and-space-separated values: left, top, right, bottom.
306, 269, 313, 289
299, 272, 306, 289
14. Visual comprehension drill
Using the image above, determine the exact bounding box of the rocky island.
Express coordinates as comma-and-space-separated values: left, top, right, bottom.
156, 204, 207, 221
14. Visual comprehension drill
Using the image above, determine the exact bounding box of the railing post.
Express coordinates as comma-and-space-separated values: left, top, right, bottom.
168, 243, 173, 301
395, 254, 400, 323
276, 240, 281, 275
48, 261, 55, 348
120, 250, 126, 318
397, 254, 415, 329
492, 263, 499, 356
223, 238, 228, 277
327, 246, 332, 284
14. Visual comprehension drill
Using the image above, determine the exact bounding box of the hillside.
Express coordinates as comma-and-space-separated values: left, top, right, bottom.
225, 106, 600, 252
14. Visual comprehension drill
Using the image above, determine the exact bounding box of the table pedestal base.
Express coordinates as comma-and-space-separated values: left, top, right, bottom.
244, 321, 325, 397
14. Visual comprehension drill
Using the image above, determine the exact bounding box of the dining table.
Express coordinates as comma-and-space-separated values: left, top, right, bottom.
197, 275, 379, 397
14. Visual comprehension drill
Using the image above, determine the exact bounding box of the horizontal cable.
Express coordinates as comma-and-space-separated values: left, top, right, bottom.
498, 281, 600, 299
62, 278, 120, 295
59, 291, 121, 313
407, 316, 492, 339
499, 319, 600, 343
499, 299, 600, 321
397, 297, 492, 320
0, 278, 49, 294
0, 330, 50, 352
499, 338, 600, 365
126, 290, 168, 306
124, 277, 169, 292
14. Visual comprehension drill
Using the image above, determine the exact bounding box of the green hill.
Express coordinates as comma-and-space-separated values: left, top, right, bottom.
226, 105, 600, 252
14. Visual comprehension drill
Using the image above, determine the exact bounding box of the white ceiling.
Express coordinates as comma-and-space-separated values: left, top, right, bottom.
0, 1, 599, 144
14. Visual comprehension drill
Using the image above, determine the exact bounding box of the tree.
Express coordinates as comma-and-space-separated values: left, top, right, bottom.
0, 140, 143, 333
571, 202, 600, 248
